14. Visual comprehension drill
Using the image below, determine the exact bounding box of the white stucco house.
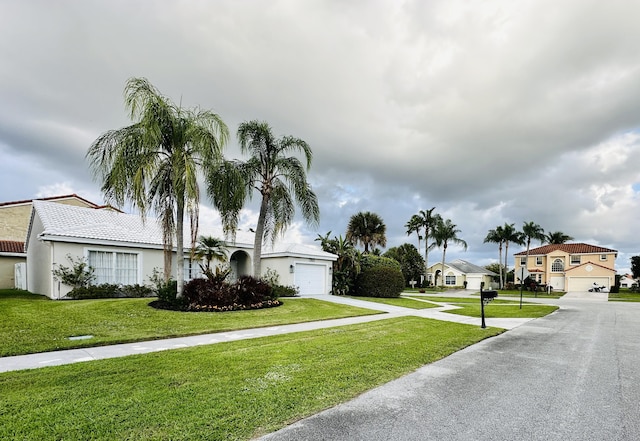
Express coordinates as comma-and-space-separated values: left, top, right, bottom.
26, 200, 336, 299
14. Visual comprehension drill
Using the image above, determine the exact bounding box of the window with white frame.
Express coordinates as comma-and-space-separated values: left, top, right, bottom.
536, 256, 543, 266
520, 257, 526, 265
88, 250, 139, 285
551, 258, 564, 272
600, 254, 607, 261
184, 258, 204, 281
570, 255, 580, 265
445, 274, 456, 285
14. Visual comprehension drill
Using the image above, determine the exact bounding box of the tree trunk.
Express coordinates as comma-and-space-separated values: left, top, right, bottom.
253, 194, 270, 278
176, 201, 185, 298
504, 241, 510, 287
498, 243, 504, 289
440, 244, 447, 288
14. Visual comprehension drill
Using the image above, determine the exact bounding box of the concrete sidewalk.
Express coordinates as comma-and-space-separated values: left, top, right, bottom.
0, 293, 538, 373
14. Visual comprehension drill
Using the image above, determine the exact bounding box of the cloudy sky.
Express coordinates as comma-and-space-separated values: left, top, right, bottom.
1, 0, 639, 272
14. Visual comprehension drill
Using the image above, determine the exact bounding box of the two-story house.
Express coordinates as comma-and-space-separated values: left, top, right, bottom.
514, 243, 617, 292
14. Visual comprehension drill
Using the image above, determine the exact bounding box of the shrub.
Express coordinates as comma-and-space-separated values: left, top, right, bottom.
68, 284, 154, 299
355, 265, 405, 298
273, 284, 299, 297
52, 254, 95, 289
177, 275, 280, 312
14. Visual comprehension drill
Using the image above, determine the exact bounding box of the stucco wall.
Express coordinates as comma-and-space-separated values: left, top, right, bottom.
0, 255, 25, 289
26, 214, 52, 297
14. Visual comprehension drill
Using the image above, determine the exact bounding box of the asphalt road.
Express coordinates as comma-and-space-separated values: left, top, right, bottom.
258, 299, 640, 441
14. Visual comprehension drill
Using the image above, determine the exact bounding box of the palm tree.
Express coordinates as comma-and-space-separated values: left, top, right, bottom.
429, 218, 467, 288
501, 223, 524, 280
522, 221, 545, 268
417, 207, 441, 285
405, 214, 423, 253
346, 211, 387, 253
484, 226, 505, 288
192, 236, 228, 277
87, 77, 229, 297
545, 231, 574, 244
207, 120, 319, 277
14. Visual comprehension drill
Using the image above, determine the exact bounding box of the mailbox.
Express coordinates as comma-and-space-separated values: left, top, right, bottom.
479, 290, 497, 329
481, 290, 498, 301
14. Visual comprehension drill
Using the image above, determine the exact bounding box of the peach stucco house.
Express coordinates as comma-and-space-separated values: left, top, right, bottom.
513, 243, 617, 292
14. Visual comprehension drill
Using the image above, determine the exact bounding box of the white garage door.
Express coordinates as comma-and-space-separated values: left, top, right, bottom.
466, 276, 482, 290
294, 264, 326, 296
567, 277, 610, 292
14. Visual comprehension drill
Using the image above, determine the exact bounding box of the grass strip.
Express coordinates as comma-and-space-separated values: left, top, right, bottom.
608, 292, 640, 302
0, 290, 380, 357
406, 296, 520, 304
0, 316, 502, 441
444, 303, 558, 318
346, 296, 439, 309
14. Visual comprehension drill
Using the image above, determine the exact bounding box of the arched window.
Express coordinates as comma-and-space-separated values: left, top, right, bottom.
551, 258, 564, 272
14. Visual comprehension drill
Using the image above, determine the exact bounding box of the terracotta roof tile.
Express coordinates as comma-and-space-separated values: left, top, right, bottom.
514, 243, 617, 256
0, 240, 25, 253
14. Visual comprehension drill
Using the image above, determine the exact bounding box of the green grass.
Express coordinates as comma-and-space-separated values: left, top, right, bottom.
444, 303, 558, 318
471, 289, 565, 299
406, 296, 519, 304
0, 316, 502, 441
405, 296, 558, 318
346, 296, 439, 309
0, 290, 380, 357
609, 291, 640, 302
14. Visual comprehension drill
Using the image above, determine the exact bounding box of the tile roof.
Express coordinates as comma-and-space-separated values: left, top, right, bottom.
0, 240, 25, 254
514, 243, 617, 256
31, 200, 167, 247
262, 243, 338, 260
447, 259, 497, 276
0, 194, 100, 208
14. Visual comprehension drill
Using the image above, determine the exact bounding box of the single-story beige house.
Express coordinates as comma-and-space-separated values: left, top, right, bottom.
26, 200, 336, 299
513, 243, 617, 292
426, 259, 497, 290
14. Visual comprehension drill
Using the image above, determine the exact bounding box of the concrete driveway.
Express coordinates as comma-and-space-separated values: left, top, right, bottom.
258, 298, 640, 441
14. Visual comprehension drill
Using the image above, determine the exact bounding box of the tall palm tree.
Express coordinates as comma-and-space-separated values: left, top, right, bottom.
545, 231, 574, 244
484, 226, 505, 288
417, 207, 441, 285
346, 211, 387, 253
405, 214, 423, 254
207, 120, 319, 277
522, 221, 545, 268
429, 218, 467, 288
192, 235, 228, 276
501, 223, 524, 280
87, 77, 229, 297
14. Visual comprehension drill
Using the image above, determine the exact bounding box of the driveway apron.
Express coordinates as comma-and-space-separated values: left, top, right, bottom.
259, 299, 640, 441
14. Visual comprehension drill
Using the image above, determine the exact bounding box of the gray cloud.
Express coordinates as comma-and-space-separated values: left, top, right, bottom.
1, 0, 639, 272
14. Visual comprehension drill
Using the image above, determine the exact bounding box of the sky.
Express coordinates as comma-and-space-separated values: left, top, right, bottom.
1, 0, 639, 273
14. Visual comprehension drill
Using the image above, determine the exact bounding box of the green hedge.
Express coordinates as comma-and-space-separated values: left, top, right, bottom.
354, 264, 405, 298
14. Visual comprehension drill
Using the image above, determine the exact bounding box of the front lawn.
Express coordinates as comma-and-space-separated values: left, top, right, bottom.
405, 296, 558, 318
474, 289, 565, 299
0, 316, 502, 441
0, 289, 380, 357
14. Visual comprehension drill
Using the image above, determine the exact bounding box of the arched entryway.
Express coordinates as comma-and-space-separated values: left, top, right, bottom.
229, 250, 251, 281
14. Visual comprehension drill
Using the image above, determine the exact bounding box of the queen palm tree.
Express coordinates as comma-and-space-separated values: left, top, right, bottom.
522, 221, 545, 267
484, 226, 505, 288
417, 207, 441, 285
346, 211, 387, 253
405, 214, 423, 253
545, 231, 574, 244
207, 120, 319, 277
501, 223, 524, 280
87, 77, 229, 297
429, 218, 467, 288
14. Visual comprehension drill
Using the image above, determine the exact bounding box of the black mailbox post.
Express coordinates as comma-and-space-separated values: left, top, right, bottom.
480, 288, 498, 329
